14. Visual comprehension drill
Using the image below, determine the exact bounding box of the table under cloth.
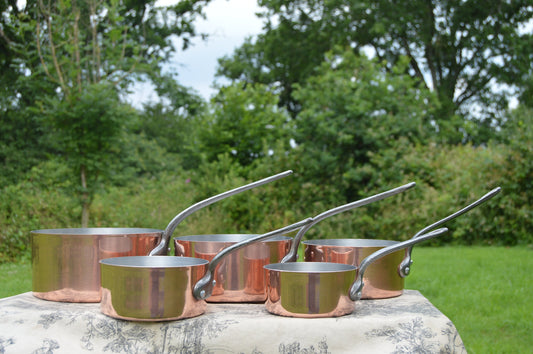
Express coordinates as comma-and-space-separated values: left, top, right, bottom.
0, 290, 465, 353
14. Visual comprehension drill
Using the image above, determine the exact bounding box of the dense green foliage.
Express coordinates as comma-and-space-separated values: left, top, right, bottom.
1, 0, 212, 225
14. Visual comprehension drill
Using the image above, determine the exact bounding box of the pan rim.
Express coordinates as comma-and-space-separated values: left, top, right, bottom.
31, 228, 163, 235
99, 255, 208, 268
174, 234, 292, 242
303, 239, 399, 247
264, 262, 356, 273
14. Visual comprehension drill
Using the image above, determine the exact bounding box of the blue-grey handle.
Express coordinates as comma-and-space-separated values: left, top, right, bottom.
398, 187, 501, 277
281, 182, 416, 263
149, 170, 294, 256
350, 227, 448, 301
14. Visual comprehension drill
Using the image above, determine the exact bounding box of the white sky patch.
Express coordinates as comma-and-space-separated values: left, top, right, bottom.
166, 0, 263, 99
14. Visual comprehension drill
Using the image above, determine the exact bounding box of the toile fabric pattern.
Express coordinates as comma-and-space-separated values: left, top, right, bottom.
0, 290, 466, 353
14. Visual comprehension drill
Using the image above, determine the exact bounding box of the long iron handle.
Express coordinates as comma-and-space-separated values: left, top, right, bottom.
398, 187, 501, 277
281, 182, 416, 263
350, 227, 448, 301
149, 170, 294, 255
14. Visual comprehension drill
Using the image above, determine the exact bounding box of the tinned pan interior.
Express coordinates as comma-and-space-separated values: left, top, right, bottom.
31, 228, 162, 303
303, 239, 405, 299
174, 234, 292, 303
100, 256, 208, 321
264, 262, 357, 318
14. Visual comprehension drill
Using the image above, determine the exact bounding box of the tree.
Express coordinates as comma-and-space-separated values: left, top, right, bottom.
138, 73, 207, 170
217, 0, 533, 142
291, 49, 438, 201
197, 82, 291, 169
1, 0, 212, 226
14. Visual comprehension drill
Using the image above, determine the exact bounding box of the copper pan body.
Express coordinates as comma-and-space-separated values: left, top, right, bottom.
304, 239, 404, 299
264, 262, 357, 318
31, 228, 161, 303
174, 234, 292, 302
100, 256, 208, 321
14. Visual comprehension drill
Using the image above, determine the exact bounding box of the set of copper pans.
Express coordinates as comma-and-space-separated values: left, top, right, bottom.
31, 170, 500, 320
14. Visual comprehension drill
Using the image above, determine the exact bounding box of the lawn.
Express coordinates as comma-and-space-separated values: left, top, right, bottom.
405, 246, 533, 354
1, 246, 531, 353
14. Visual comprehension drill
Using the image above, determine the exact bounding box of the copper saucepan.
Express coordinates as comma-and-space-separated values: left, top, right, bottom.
31, 170, 293, 303
173, 234, 292, 302
263, 228, 449, 318
303, 187, 501, 299
173, 182, 415, 303
99, 218, 314, 321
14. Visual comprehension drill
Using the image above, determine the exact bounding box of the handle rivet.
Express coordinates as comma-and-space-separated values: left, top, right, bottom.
200, 290, 206, 299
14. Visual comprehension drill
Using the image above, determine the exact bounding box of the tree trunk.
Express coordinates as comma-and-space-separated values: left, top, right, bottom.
81, 165, 89, 227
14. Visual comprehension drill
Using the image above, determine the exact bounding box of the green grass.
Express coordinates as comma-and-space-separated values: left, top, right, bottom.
405, 246, 533, 354
0, 260, 31, 298
1, 247, 531, 353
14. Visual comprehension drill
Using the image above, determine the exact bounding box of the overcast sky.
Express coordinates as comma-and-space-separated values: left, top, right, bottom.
129, 0, 264, 106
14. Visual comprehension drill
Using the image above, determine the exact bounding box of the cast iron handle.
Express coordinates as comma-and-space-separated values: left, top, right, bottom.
149, 170, 294, 256
281, 182, 416, 263
350, 227, 449, 301
398, 187, 501, 277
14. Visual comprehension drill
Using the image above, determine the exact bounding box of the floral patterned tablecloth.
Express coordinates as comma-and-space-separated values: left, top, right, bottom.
0, 290, 465, 353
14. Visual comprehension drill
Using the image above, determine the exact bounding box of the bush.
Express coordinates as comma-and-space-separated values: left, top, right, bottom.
0, 161, 79, 262
348, 140, 530, 245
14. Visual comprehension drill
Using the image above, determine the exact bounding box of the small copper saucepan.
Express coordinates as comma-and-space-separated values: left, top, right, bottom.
99, 218, 314, 321
302, 187, 501, 299
263, 228, 449, 318
173, 182, 416, 303
32, 170, 293, 303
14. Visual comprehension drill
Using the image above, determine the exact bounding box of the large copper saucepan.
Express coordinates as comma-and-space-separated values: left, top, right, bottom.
263, 228, 449, 318
303, 187, 501, 299
31, 171, 293, 303
99, 218, 314, 321
173, 182, 416, 303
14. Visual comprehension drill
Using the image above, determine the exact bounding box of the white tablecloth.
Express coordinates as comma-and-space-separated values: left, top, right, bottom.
0, 290, 465, 353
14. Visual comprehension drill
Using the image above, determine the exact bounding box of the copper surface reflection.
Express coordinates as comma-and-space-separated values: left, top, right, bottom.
100, 258, 207, 321
243, 242, 269, 295
32, 229, 161, 303
304, 241, 405, 299
174, 235, 291, 302
265, 266, 356, 318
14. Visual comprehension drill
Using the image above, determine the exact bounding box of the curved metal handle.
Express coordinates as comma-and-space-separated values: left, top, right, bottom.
281, 182, 416, 263
149, 170, 294, 256
193, 217, 314, 300
398, 187, 501, 277
349, 227, 448, 301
